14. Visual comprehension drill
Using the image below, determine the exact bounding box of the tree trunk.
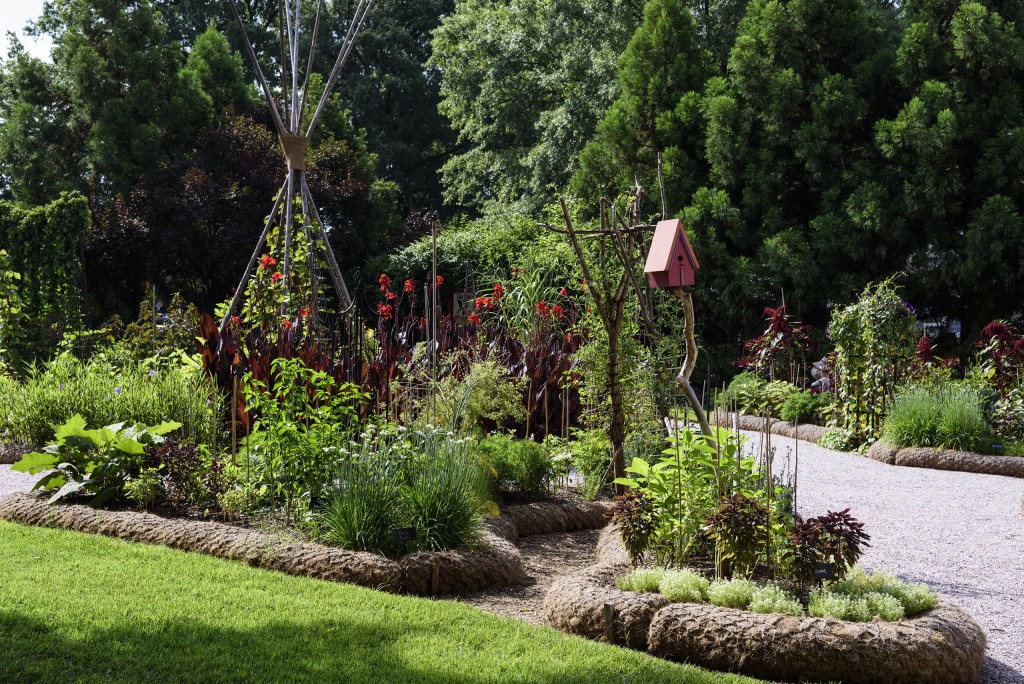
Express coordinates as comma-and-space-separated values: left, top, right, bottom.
607, 315, 626, 495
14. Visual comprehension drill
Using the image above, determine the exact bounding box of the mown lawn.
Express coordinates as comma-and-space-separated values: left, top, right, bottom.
0, 522, 762, 684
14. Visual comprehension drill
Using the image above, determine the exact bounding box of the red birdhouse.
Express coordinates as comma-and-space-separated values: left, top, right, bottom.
644, 219, 699, 288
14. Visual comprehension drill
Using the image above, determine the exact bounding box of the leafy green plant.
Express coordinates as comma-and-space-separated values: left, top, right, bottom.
658, 569, 709, 603
703, 494, 769, 578
243, 357, 366, 521
124, 469, 162, 510
405, 436, 488, 552
568, 427, 611, 499
608, 490, 657, 565
320, 456, 406, 555
818, 429, 855, 451
779, 390, 830, 424
718, 372, 767, 414
706, 578, 756, 609
991, 388, 1024, 443
748, 583, 803, 616
808, 590, 871, 621
614, 428, 758, 566
474, 432, 551, 494
12, 414, 180, 506
615, 568, 665, 593
827, 567, 937, 616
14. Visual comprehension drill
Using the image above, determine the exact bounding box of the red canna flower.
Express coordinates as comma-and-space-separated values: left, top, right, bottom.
552, 304, 564, 318
493, 282, 504, 299
475, 296, 487, 310
566, 332, 573, 342
404, 279, 414, 293
299, 308, 309, 318
379, 273, 392, 292
386, 290, 396, 300
282, 319, 293, 330
468, 313, 481, 325
230, 316, 241, 328
271, 271, 283, 283
559, 287, 568, 296
435, 275, 444, 287
376, 303, 394, 320
537, 301, 550, 317
259, 254, 277, 270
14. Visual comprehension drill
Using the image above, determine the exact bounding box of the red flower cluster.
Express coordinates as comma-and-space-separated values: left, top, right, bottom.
299, 308, 309, 318
379, 273, 392, 292
282, 319, 293, 330
230, 316, 241, 328
259, 254, 277, 271
475, 296, 496, 310
377, 303, 394, 320
552, 304, 564, 319
404, 279, 414, 293
436, 275, 444, 287
493, 282, 504, 299
559, 287, 568, 296
468, 313, 481, 325
537, 301, 550, 317
271, 271, 283, 284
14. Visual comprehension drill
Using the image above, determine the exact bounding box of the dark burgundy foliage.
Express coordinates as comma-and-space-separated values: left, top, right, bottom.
608, 490, 657, 566
703, 494, 770, 577
785, 509, 870, 588
738, 305, 816, 385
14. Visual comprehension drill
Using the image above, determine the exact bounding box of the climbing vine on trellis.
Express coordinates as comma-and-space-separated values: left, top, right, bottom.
827, 277, 917, 445
0, 192, 88, 360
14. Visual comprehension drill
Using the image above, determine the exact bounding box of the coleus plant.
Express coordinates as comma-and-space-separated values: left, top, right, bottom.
738, 305, 816, 385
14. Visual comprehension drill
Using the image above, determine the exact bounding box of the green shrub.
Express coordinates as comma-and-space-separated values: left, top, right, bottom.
706, 578, 756, 609
748, 583, 803, 616
320, 456, 407, 555
568, 428, 611, 500
808, 590, 871, 621
865, 592, 905, 621
405, 438, 488, 552
883, 385, 989, 452
615, 568, 665, 593
658, 569, 709, 603
818, 428, 855, 451
123, 469, 162, 510
718, 373, 767, 414
0, 353, 213, 446
825, 567, 937, 617
475, 432, 551, 494
779, 390, 830, 424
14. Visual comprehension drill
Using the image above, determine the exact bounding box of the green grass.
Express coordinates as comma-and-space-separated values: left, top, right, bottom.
0, 522, 760, 684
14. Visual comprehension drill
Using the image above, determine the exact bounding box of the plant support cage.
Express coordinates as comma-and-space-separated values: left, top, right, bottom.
218, 0, 377, 345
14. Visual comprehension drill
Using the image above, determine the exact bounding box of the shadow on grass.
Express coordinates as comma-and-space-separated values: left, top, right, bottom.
0, 607, 716, 684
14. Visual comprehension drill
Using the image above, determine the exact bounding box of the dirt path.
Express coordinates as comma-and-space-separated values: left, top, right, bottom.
440, 527, 602, 625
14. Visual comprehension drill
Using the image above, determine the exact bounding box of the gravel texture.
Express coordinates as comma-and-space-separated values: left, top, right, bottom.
0, 465, 37, 499
743, 430, 1024, 684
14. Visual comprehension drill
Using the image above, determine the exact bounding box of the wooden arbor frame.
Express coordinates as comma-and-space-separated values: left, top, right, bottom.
218, 0, 377, 339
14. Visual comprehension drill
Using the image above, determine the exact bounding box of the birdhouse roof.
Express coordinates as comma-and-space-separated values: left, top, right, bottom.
644, 219, 699, 275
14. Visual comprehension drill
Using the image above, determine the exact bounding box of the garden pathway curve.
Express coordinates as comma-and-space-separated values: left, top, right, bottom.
741, 430, 1024, 684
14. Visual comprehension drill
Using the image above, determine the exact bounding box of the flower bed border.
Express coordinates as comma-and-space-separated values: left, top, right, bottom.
542, 528, 986, 684
0, 493, 608, 596
0, 442, 32, 465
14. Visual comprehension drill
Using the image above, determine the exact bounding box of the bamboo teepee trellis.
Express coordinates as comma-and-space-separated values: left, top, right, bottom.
218, 0, 376, 340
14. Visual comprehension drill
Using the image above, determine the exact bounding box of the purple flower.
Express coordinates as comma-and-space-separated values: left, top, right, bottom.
59, 383, 64, 390
901, 300, 917, 317
148, 369, 156, 377
114, 387, 121, 395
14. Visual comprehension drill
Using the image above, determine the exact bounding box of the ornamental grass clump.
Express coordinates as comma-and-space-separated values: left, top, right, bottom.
883, 384, 989, 452
658, 569, 709, 603
615, 568, 665, 593
747, 583, 804, 616
706, 578, 756, 609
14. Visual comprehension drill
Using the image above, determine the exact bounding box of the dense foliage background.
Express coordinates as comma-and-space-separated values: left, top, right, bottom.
0, 0, 1021, 377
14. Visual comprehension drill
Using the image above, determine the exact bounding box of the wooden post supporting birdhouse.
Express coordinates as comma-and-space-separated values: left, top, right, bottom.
643, 219, 699, 288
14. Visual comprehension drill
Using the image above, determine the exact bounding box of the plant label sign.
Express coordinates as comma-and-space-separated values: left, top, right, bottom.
815, 563, 836, 582
392, 527, 417, 542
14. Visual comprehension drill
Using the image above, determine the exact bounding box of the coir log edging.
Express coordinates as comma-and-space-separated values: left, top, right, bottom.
709, 411, 831, 444
867, 440, 1024, 479
0, 442, 33, 465
542, 528, 986, 684
0, 493, 609, 596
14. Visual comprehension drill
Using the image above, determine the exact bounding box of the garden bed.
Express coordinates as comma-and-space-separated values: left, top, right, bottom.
866, 440, 1024, 478
542, 528, 986, 684
0, 492, 609, 596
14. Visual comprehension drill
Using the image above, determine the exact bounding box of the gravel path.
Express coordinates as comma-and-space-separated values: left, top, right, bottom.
0, 465, 37, 501
743, 430, 1024, 684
